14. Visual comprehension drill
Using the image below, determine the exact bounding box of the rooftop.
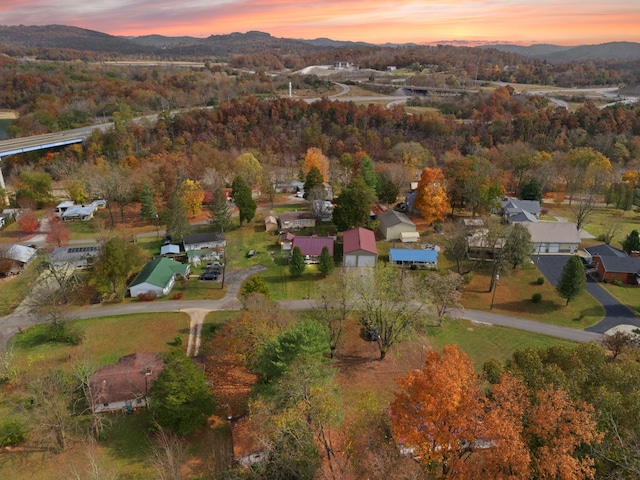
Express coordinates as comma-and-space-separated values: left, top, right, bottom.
343, 227, 377, 255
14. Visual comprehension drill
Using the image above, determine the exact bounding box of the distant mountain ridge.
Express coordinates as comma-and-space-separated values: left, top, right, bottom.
480, 42, 640, 62
1, 24, 639, 63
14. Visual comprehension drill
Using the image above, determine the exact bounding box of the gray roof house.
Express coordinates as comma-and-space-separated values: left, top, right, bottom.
182, 232, 226, 251
500, 197, 541, 223
524, 222, 580, 254
377, 210, 417, 241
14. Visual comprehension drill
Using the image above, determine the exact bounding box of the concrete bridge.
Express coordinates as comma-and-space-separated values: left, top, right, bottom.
0, 123, 112, 203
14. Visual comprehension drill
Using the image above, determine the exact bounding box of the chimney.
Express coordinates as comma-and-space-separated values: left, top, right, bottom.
630, 251, 640, 258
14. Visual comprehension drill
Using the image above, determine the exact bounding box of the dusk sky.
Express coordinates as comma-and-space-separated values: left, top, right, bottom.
1, 0, 639, 46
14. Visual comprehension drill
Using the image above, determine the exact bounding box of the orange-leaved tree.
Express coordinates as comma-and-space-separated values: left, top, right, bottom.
413, 167, 450, 225
302, 147, 329, 182
390, 345, 485, 478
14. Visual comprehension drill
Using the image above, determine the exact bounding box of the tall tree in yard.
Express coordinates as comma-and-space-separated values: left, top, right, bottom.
302, 147, 329, 181
349, 262, 422, 360
163, 190, 190, 241
17, 210, 39, 234
622, 229, 640, 254
231, 176, 256, 226
556, 255, 587, 306
390, 345, 485, 477
318, 246, 334, 277
91, 236, 147, 299
289, 246, 305, 278
177, 179, 205, 218
46, 215, 69, 247
502, 223, 533, 269
303, 166, 324, 200
413, 167, 450, 225
149, 350, 215, 435
332, 176, 375, 231
208, 188, 231, 232
139, 181, 157, 222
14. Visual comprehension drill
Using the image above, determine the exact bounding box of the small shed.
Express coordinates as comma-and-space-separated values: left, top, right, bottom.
400, 232, 420, 243
264, 214, 278, 232
280, 232, 295, 252
389, 248, 438, 269
343, 227, 378, 267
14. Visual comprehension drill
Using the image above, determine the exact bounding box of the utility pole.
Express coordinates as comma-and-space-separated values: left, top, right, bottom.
0, 157, 9, 206
490, 274, 499, 310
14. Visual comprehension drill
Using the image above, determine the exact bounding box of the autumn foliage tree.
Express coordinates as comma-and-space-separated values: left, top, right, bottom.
177, 179, 205, 218
46, 214, 70, 247
390, 345, 602, 479
17, 210, 39, 234
413, 167, 450, 225
302, 147, 329, 181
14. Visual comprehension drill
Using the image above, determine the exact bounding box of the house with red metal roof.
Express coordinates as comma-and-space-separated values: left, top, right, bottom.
343, 227, 378, 267
292, 236, 334, 264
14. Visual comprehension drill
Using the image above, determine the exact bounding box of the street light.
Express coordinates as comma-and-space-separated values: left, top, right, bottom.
155, 213, 159, 238
490, 274, 500, 310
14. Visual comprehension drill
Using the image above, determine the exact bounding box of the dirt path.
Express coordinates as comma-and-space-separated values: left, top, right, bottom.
183, 308, 207, 356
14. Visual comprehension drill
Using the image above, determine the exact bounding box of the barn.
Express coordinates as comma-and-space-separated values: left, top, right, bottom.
343, 227, 377, 267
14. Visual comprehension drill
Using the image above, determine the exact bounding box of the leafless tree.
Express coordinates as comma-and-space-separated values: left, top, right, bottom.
314, 268, 351, 358
570, 194, 597, 233
149, 422, 185, 480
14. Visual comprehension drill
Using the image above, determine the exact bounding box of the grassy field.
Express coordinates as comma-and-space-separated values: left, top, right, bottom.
545, 203, 640, 248
459, 257, 605, 329
0, 263, 39, 316
425, 318, 577, 369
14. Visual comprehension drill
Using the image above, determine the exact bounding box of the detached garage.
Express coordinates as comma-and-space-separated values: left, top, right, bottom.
343, 227, 378, 267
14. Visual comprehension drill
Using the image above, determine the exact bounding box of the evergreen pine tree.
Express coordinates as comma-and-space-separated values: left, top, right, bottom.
622, 229, 640, 254
289, 246, 306, 278
208, 188, 231, 232
556, 255, 587, 306
303, 166, 325, 200
231, 176, 256, 226
139, 181, 157, 222
318, 246, 334, 277
163, 190, 190, 242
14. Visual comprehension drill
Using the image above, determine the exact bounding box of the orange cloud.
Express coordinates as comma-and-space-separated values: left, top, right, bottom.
1, 0, 640, 45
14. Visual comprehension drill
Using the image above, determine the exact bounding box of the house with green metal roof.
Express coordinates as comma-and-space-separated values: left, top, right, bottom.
128, 257, 190, 298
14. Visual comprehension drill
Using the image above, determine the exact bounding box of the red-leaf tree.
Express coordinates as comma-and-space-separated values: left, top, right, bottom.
17, 210, 39, 234
46, 214, 70, 247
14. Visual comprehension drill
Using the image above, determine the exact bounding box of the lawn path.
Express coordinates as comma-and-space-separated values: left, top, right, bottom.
184, 308, 207, 356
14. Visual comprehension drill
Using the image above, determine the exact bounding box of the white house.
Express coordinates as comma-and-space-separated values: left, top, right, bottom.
128, 257, 190, 298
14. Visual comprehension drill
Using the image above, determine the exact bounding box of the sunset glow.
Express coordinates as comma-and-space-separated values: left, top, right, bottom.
1, 0, 639, 45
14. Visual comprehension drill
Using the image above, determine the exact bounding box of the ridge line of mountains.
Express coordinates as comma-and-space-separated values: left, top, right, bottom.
1, 24, 640, 62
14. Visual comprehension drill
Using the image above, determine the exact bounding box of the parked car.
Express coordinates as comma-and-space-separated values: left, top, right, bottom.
207, 261, 223, 268
246, 249, 256, 258
199, 272, 218, 281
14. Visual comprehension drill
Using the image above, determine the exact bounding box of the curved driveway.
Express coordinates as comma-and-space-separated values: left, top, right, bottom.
533, 254, 638, 334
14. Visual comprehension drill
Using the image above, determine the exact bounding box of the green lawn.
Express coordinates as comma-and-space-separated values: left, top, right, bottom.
0, 263, 39, 316
460, 257, 605, 329
11, 312, 191, 370
425, 318, 577, 370
600, 283, 640, 316
546, 204, 640, 248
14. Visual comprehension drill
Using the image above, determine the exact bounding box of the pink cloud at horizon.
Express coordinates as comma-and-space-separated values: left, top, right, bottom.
0, 0, 639, 45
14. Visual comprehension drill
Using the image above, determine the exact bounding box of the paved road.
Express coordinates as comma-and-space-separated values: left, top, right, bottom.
533, 254, 638, 334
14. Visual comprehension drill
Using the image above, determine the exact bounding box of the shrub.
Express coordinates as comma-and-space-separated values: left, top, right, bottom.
612, 279, 624, 287
0, 420, 27, 447
434, 223, 443, 233
536, 276, 545, 285
45, 321, 85, 345
531, 292, 542, 303
137, 291, 158, 302
171, 292, 184, 300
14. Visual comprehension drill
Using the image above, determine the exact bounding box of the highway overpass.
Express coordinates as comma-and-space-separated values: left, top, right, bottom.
0, 123, 112, 204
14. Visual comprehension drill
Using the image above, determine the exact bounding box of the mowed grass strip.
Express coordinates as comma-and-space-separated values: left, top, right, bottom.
600, 283, 640, 316
12, 312, 190, 370
425, 318, 577, 369
460, 260, 605, 329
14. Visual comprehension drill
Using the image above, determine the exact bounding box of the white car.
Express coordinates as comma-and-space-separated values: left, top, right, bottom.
295, 191, 304, 198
